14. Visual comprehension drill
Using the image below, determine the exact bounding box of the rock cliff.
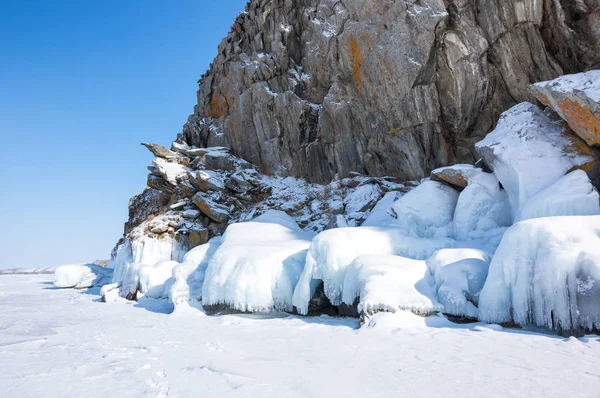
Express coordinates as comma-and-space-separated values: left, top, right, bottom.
180, 0, 600, 183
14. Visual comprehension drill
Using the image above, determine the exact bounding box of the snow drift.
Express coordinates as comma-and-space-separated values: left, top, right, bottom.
53, 264, 113, 289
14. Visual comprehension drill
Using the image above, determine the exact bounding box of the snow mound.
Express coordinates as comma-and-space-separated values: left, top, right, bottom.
341, 255, 441, 315
292, 226, 455, 315
426, 249, 491, 318
202, 212, 315, 313
479, 216, 600, 335
475, 102, 593, 220
391, 181, 459, 238
53, 264, 113, 289
169, 237, 223, 306
515, 170, 600, 222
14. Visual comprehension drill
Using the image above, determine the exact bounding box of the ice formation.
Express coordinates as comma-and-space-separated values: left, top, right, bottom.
514, 170, 600, 222
202, 211, 315, 313
292, 226, 455, 315
138, 260, 179, 299
479, 216, 600, 334
391, 180, 459, 238
475, 102, 593, 220
169, 237, 223, 306
53, 264, 113, 289
426, 249, 492, 318
341, 255, 441, 315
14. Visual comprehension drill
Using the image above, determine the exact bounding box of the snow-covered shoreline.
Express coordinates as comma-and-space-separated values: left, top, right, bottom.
2, 274, 599, 398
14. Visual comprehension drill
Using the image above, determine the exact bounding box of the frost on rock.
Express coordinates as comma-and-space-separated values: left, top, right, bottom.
292, 226, 455, 315
202, 211, 315, 313
53, 264, 113, 289
362, 191, 403, 227
391, 181, 460, 238
169, 237, 223, 306
514, 170, 600, 223
475, 102, 594, 220
426, 249, 492, 318
479, 216, 600, 335
341, 255, 441, 316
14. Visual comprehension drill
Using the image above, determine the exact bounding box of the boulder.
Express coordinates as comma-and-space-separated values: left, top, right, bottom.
202, 151, 237, 171
431, 164, 485, 191
225, 171, 257, 193
530, 70, 600, 146
475, 102, 595, 219
141, 142, 184, 161
197, 170, 227, 192
192, 192, 230, 223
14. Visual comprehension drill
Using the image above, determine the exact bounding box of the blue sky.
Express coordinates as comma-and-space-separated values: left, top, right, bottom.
0, 0, 248, 268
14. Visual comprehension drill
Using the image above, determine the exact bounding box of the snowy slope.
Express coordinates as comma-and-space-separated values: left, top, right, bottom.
1, 275, 600, 398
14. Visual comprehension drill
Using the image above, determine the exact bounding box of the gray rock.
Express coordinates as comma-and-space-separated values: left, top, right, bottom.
197, 170, 227, 192
192, 192, 231, 223
141, 142, 183, 161
179, 0, 600, 183
225, 170, 257, 193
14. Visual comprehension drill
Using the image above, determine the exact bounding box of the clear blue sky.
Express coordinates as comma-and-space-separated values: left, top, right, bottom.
0, 0, 248, 268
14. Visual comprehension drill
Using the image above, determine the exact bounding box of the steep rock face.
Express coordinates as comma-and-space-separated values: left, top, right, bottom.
179, 0, 600, 183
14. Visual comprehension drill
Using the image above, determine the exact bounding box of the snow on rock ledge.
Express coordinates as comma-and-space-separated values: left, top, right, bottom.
479, 216, 600, 336
531, 70, 600, 146
475, 102, 594, 220
53, 264, 113, 289
202, 211, 315, 313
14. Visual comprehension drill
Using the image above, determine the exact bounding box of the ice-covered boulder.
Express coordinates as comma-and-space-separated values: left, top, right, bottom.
343, 184, 382, 216
362, 191, 403, 227
138, 260, 179, 299
202, 211, 315, 313
514, 170, 600, 222
475, 102, 594, 220
452, 171, 511, 241
169, 237, 223, 306
426, 249, 491, 318
341, 255, 441, 317
53, 264, 113, 289
292, 226, 455, 315
530, 70, 600, 146
479, 216, 600, 336
391, 181, 460, 238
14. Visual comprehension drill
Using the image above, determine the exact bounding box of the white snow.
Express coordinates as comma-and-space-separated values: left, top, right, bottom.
533, 69, 600, 102
514, 170, 600, 222
138, 260, 179, 299
479, 216, 600, 333
169, 237, 223, 306
391, 180, 460, 238
341, 255, 441, 315
2, 274, 600, 397
426, 249, 492, 318
452, 172, 511, 241
53, 264, 112, 289
475, 102, 593, 219
362, 191, 403, 227
202, 211, 315, 313
292, 226, 455, 314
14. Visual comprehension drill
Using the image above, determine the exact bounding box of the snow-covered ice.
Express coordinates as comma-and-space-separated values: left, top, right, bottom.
53, 264, 113, 289
391, 180, 459, 238
514, 170, 600, 222
202, 211, 315, 313
479, 216, 600, 334
475, 102, 593, 219
341, 255, 441, 315
2, 274, 600, 397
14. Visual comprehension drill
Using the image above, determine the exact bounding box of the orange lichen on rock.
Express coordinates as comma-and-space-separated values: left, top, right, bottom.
552, 96, 600, 146
349, 35, 364, 92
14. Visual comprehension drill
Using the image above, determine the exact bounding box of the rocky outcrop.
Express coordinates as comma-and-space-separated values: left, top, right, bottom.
530, 70, 600, 146
179, 0, 600, 183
